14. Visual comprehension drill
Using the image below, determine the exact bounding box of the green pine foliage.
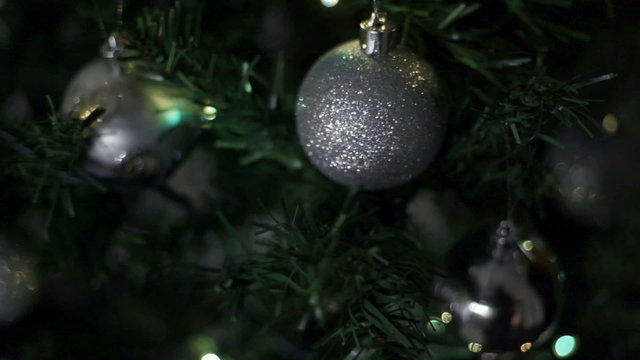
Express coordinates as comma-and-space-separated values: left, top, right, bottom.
0, 0, 624, 359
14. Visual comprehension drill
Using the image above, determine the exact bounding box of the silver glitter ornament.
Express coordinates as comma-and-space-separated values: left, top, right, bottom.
60, 36, 201, 182
434, 221, 562, 356
295, 12, 446, 190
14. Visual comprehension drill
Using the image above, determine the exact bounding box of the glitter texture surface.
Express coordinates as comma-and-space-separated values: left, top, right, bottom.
296, 40, 446, 190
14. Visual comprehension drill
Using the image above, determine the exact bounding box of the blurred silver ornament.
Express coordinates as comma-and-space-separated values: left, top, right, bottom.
295, 12, 446, 190
60, 35, 201, 182
548, 127, 611, 227
434, 221, 562, 355
548, 115, 640, 227
0, 242, 37, 325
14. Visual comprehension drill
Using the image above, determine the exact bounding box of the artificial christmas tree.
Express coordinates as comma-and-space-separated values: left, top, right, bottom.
1, 1, 639, 359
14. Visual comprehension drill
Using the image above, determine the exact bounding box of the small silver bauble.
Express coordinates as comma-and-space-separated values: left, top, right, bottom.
434, 221, 562, 355
60, 36, 201, 182
295, 12, 446, 190
547, 127, 610, 227
0, 242, 37, 324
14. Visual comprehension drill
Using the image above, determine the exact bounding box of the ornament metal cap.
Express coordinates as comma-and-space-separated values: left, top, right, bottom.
359, 12, 397, 57
100, 34, 124, 59
99, 34, 125, 77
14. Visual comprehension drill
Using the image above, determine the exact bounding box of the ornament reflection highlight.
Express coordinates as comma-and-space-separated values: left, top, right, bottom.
427, 318, 446, 334
466, 301, 494, 318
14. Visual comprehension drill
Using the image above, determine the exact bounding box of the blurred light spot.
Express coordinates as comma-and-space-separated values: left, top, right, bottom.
553, 335, 578, 358
468, 342, 483, 353
202, 354, 221, 360
244, 81, 253, 94
468, 301, 493, 317
571, 186, 587, 201
520, 342, 532, 352
427, 319, 445, 334
440, 311, 452, 324
202, 106, 218, 120
558, 271, 566, 282
602, 113, 618, 134
161, 108, 182, 127
321, 0, 339, 7
522, 240, 534, 251
79, 105, 101, 121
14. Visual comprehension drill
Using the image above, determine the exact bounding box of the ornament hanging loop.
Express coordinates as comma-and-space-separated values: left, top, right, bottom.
492, 220, 519, 260
359, 11, 397, 57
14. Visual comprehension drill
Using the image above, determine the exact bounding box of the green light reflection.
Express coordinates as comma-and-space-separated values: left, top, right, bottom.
426, 319, 445, 334
244, 81, 253, 94
161, 108, 183, 127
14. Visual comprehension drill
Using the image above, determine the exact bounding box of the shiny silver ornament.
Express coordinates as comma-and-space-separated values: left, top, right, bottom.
60, 36, 201, 182
434, 221, 562, 355
295, 12, 446, 190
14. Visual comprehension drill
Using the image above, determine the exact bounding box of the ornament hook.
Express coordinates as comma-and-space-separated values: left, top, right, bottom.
359, 6, 397, 57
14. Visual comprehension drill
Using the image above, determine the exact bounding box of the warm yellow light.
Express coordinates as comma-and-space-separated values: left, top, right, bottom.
321, 0, 339, 7
468, 342, 482, 353
203, 106, 218, 120
602, 113, 618, 134
520, 342, 532, 352
440, 312, 453, 324
522, 240, 534, 251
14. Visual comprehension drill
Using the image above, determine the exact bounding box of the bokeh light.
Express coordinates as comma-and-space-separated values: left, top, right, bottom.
244, 81, 253, 94
602, 113, 618, 134
202, 354, 221, 360
321, 0, 339, 7
161, 108, 183, 127
553, 335, 578, 358
202, 106, 217, 120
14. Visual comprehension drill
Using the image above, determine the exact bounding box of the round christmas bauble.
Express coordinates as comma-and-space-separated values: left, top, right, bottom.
547, 127, 611, 227
0, 243, 37, 324
61, 39, 200, 182
435, 221, 562, 355
295, 12, 446, 190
